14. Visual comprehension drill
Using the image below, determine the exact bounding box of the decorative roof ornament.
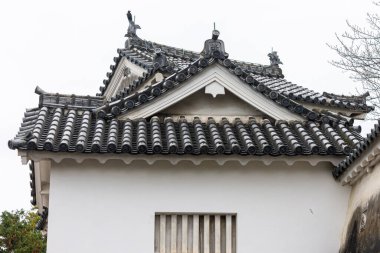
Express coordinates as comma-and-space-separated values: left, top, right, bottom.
201, 24, 229, 60
124, 10, 142, 49
263, 50, 284, 77
153, 48, 174, 73
268, 51, 283, 66
125, 10, 141, 38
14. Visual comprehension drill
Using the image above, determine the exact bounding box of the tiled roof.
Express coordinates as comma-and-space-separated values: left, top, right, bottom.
9, 107, 362, 156
95, 57, 354, 125
8, 25, 371, 162
97, 37, 373, 114
333, 121, 379, 179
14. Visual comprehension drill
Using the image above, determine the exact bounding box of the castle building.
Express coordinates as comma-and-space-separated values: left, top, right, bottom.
8, 11, 380, 253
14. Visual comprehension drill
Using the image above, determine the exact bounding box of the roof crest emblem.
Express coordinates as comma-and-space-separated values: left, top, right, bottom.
201, 28, 229, 60
268, 50, 283, 66
153, 48, 175, 73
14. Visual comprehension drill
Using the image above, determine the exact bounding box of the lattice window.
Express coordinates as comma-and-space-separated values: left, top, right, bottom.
154, 213, 236, 253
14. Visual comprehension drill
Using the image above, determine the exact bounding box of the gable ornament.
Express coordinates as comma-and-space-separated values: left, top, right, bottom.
125, 10, 141, 38
201, 29, 229, 60
268, 51, 283, 66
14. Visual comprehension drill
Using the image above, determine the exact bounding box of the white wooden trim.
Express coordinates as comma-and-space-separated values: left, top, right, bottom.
155, 213, 236, 253
34, 161, 43, 213
171, 215, 177, 253
204, 215, 210, 253
22, 151, 343, 167
182, 215, 188, 253
160, 215, 166, 253
119, 64, 304, 121
226, 216, 232, 253
33, 160, 51, 213
215, 215, 221, 253
193, 215, 199, 253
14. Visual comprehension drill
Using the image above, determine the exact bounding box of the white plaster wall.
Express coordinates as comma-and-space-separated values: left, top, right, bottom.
340, 163, 380, 243
47, 159, 350, 253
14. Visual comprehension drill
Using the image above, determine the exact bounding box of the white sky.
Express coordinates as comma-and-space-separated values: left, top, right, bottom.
0, 0, 377, 212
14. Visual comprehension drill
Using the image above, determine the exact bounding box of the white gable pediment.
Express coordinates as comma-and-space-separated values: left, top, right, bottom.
119, 64, 304, 121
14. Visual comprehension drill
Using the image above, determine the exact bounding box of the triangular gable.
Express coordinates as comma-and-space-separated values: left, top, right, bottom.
118, 63, 304, 121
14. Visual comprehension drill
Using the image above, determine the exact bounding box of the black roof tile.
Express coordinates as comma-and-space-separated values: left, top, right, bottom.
59, 109, 76, 152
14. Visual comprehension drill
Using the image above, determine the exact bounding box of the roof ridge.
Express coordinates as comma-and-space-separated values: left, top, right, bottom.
135, 39, 200, 58
35, 86, 103, 109
323, 91, 370, 100
35, 86, 101, 99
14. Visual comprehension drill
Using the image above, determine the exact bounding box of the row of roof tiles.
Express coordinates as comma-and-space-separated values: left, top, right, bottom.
323, 91, 369, 105
9, 107, 362, 156
333, 120, 380, 179
35, 86, 103, 109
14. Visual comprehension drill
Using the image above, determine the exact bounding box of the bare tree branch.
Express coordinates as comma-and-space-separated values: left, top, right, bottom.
328, 2, 380, 119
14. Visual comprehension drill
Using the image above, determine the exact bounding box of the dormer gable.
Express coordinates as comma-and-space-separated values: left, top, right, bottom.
94, 21, 372, 123
116, 63, 304, 121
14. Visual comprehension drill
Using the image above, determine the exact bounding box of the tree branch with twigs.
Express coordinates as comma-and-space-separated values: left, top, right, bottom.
328, 2, 380, 118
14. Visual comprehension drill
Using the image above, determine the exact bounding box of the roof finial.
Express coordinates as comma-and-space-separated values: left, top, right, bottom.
125, 10, 141, 38
268, 50, 283, 66
201, 26, 228, 59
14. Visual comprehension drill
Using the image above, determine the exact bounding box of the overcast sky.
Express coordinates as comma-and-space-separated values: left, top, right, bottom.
0, 0, 377, 212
